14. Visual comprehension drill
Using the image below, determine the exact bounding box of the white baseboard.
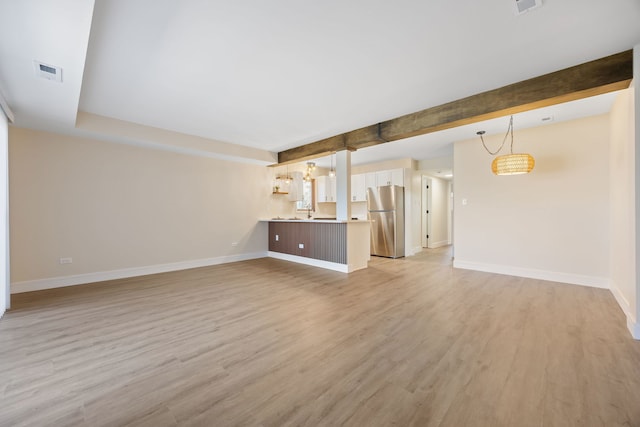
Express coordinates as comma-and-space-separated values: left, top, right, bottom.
610, 282, 640, 340
268, 251, 349, 273
610, 282, 633, 316
453, 259, 610, 289
428, 240, 449, 249
11, 252, 268, 294
628, 318, 640, 340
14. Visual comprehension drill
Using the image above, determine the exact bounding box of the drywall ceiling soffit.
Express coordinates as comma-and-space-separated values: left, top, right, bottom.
75, 112, 276, 165
0, 0, 95, 130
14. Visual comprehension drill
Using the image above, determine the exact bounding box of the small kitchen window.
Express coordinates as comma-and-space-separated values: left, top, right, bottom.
296, 179, 315, 212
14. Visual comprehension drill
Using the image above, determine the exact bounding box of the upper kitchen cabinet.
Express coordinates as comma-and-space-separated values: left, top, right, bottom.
363, 168, 404, 189
375, 169, 404, 187
351, 174, 367, 202
316, 175, 336, 202
390, 169, 404, 186
365, 172, 377, 189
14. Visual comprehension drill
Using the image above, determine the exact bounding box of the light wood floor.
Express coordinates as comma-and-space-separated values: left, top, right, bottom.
1, 247, 640, 427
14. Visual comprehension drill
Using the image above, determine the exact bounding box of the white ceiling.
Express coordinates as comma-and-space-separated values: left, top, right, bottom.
0, 0, 639, 167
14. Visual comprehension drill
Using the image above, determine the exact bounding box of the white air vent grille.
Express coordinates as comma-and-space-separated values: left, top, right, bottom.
33, 60, 62, 83
514, 0, 542, 15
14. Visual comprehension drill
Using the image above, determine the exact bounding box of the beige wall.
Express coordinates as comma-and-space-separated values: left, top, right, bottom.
610, 88, 636, 328
453, 114, 610, 287
418, 156, 453, 172
9, 128, 271, 290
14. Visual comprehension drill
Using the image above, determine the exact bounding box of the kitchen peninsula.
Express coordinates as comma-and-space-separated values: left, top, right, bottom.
262, 219, 370, 273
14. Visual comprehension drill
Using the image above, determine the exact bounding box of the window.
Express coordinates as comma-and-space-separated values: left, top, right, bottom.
296, 179, 315, 211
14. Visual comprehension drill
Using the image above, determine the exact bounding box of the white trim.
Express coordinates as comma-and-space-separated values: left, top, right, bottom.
453, 259, 610, 289
268, 251, 350, 273
610, 281, 640, 340
11, 252, 268, 294
428, 240, 449, 249
0, 89, 14, 123
628, 318, 640, 340
610, 282, 633, 318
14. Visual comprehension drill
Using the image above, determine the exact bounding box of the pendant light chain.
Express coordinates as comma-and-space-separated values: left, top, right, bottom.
479, 115, 514, 155
508, 115, 514, 154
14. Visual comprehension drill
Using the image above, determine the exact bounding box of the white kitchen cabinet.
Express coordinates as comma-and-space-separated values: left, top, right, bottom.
316, 176, 326, 202
374, 169, 404, 187
390, 168, 404, 186
375, 170, 392, 186
316, 175, 336, 202
365, 172, 376, 190
351, 174, 367, 202
328, 175, 336, 202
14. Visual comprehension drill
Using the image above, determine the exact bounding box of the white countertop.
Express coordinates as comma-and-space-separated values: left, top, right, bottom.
260, 218, 369, 224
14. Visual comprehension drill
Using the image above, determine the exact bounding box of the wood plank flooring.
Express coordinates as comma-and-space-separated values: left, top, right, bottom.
1, 247, 640, 426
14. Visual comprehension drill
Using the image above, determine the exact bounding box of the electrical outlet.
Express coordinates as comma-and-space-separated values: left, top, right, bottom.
298, 243, 304, 249
275, 234, 279, 241
59, 257, 72, 264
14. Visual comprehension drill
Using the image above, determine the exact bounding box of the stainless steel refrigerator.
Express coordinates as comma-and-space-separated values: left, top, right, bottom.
367, 185, 405, 258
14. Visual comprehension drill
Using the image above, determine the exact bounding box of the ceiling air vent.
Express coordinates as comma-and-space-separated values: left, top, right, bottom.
33, 60, 62, 83
514, 0, 542, 15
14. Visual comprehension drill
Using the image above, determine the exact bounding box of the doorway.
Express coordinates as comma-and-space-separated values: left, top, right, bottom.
421, 176, 431, 248
421, 175, 453, 250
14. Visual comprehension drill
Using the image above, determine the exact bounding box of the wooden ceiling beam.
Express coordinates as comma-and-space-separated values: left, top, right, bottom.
277, 49, 632, 165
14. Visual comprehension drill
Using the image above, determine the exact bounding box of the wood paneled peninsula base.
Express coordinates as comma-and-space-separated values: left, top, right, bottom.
262, 219, 370, 273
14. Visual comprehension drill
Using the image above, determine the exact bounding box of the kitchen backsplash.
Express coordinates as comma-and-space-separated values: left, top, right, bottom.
267, 196, 368, 220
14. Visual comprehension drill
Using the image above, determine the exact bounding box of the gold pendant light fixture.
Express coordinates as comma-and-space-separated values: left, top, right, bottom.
304, 161, 316, 182
284, 165, 291, 184
478, 116, 535, 175
491, 153, 535, 175
328, 153, 336, 178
